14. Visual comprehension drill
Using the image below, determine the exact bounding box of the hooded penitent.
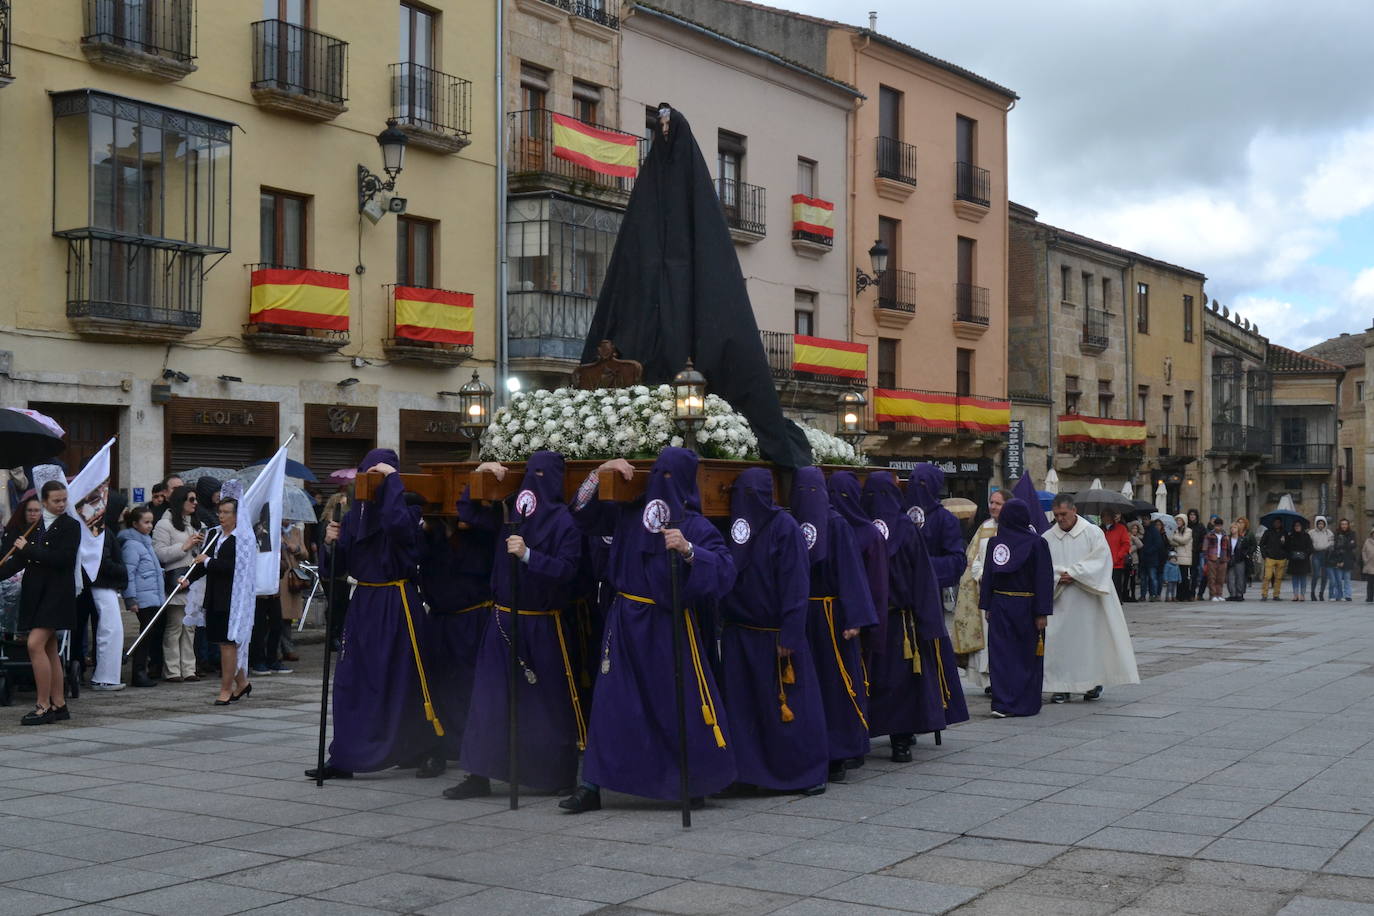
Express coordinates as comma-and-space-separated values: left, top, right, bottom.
827, 470, 889, 620
977, 497, 1054, 718
1012, 472, 1052, 535
905, 464, 967, 589
789, 466, 830, 565
579, 106, 811, 469
727, 468, 782, 574
981, 499, 1040, 574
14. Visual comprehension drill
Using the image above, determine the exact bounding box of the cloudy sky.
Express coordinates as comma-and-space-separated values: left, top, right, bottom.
786, 0, 1374, 349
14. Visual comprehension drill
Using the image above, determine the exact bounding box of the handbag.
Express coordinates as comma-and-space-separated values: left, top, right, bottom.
1290, 550, 1308, 562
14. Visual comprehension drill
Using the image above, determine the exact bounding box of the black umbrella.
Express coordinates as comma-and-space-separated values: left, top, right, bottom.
0, 408, 65, 468
1121, 499, 1158, 519
1259, 508, 1306, 532
1073, 488, 1136, 517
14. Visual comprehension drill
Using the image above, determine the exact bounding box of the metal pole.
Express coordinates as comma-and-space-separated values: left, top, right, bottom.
124, 529, 221, 657
505, 504, 522, 810
316, 503, 343, 787
669, 540, 691, 828
494, 0, 510, 406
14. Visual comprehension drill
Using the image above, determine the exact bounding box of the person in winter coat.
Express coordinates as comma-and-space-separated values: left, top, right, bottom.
1237, 516, 1258, 586
1260, 519, 1289, 600
1363, 526, 1374, 603
119, 505, 166, 689
1186, 509, 1206, 603
1309, 516, 1333, 600
152, 486, 204, 683
1330, 518, 1358, 602
193, 475, 221, 530
1169, 516, 1194, 600
1125, 522, 1144, 602
1139, 521, 1167, 601
1101, 512, 1131, 603
85, 490, 129, 691
1286, 520, 1313, 601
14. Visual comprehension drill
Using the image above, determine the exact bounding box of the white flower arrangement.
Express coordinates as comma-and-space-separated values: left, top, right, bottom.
480, 385, 865, 467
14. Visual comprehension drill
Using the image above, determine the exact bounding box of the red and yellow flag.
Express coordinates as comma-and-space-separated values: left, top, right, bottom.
250, 269, 349, 331
793, 335, 866, 380
958, 397, 1011, 434
552, 114, 638, 178
1058, 414, 1146, 447
873, 389, 959, 431
791, 195, 835, 240
395, 286, 474, 346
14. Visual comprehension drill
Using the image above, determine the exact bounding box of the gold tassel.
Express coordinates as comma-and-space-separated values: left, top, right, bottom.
702, 703, 716, 726
712, 723, 726, 748
782, 657, 796, 685
902, 630, 914, 660
426, 703, 445, 738
780, 702, 794, 723
1036, 631, 1045, 657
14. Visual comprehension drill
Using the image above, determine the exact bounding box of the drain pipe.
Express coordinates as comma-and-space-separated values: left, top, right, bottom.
495, 0, 510, 405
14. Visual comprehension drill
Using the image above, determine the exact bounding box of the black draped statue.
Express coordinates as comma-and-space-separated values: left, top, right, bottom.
580, 106, 812, 469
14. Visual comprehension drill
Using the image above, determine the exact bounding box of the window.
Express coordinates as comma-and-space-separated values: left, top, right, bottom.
794, 290, 816, 336
877, 338, 898, 388
572, 81, 601, 124
264, 0, 307, 24
1098, 379, 1114, 418
718, 130, 745, 211
1138, 385, 1149, 422
956, 115, 976, 165
1136, 282, 1149, 333
878, 216, 900, 272
955, 348, 973, 397
1346, 448, 1354, 486
399, 2, 434, 67
797, 157, 817, 198
1162, 394, 1173, 430
86, 0, 196, 63
1060, 265, 1072, 303
397, 216, 436, 288
1358, 381, 1365, 402
1065, 375, 1081, 415
878, 85, 901, 139
1102, 276, 1112, 311
1082, 272, 1093, 308
1184, 389, 1194, 425
1183, 294, 1194, 342
260, 189, 308, 267
519, 63, 549, 112
398, 3, 437, 124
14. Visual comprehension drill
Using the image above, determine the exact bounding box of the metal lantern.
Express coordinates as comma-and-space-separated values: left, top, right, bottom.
868, 239, 889, 276
836, 389, 867, 445
378, 118, 409, 176
458, 370, 493, 435
672, 360, 708, 450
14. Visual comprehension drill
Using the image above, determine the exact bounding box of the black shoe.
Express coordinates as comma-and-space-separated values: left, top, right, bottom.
828, 764, 847, 783
800, 783, 826, 796
843, 756, 865, 770
890, 736, 912, 763
131, 673, 157, 688
50, 704, 70, 722
304, 765, 353, 780
442, 775, 491, 799
21, 706, 54, 726
231, 683, 252, 702
558, 785, 602, 813
1050, 693, 1070, 704
415, 754, 448, 779
1084, 686, 1103, 701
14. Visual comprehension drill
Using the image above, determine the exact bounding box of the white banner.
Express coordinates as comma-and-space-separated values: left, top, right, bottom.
228, 443, 287, 672
65, 437, 115, 592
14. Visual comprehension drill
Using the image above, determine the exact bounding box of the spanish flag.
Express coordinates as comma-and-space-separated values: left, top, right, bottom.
552, 114, 638, 178
874, 388, 959, 431
1058, 414, 1146, 447
250, 268, 349, 331
791, 195, 835, 240
793, 335, 867, 380
395, 286, 474, 346
958, 397, 1011, 434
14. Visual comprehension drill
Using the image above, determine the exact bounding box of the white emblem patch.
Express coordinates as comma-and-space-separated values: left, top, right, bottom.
907, 506, 926, 528
731, 518, 752, 544
801, 522, 818, 550
642, 498, 670, 533
992, 543, 1012, 567
874, 519, 890, 540
515, 489, 538, 517
601, 535, 614, 545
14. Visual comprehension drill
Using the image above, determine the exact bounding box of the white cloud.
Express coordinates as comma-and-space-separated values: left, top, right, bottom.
1351, 268, 1374, 304
1302, 128, 1374, 221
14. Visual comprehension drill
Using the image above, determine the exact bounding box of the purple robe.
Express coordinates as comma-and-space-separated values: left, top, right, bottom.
328, 464, 435, 772
907, 464, 967, 589
576, 448, 739, 800
460, 452, 586, 792
718, 468, 826, 791
979, 499, 1054, 716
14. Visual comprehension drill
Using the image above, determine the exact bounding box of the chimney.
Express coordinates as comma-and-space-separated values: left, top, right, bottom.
869, 10, 878, 30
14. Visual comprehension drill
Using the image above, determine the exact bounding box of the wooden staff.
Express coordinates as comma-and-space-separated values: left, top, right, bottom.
0, 520, 38, 567
668, 518, 691, 829
316, 502, 344, 787
503, 501, 524, 811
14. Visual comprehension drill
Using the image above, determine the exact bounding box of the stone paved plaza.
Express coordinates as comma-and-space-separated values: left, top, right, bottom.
6, 593, 1374, 914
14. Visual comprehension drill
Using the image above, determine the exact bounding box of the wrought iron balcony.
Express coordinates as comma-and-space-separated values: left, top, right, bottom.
877, 268, 917, 313
1269, 442, 1335, 470
955, 161, 990, 207
507, 108, 638, 200
1082, 307, 1110, 351
0, 0, 10, 85
955, 283, 990, 325
717, 178, 766, 239
760, 330, 865, 388
1157, 424, 1198, 459
250, 19, 347, 119
82, 0, 196, 80
876, 136, 917, 185
383, 284, 473, 366
535, 0, 621, 29
241, 263, 350, 354
507, 291, 595, 362
872, 387, 1009, 438
1211, 421, 1268, 456
390, 62, 471, 153
65, 237, 203, 340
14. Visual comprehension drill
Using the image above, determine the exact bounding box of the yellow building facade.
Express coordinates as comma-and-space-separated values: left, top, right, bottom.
0, 1, 497, 494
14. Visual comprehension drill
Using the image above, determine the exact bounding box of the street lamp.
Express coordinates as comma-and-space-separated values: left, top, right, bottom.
358, 119, 410, 213
835, 389, 867, 451
671, 360, 708, 451
457, 370, 493, 459
854, 239, 889, 295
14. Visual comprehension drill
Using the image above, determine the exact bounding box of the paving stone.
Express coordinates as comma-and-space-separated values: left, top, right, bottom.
1131, 882, 1296, 915
1224, 818, 1359, 848
1050, 847, 1189, 882
624, 880, 799, 915
1278, 898, 1374, 916
313, 872, 486, 911
1200, 837, 1336, 870
882, 853, 1028, 889
218, 858, 383, 895
515, 864, 682, 904
995, 866, 1152, 907
1077, 826, 1213, 856
764, 839, 913, 873
821, 823, 959, 853
9, 862, 186, 903
971, 803, 1132, 845
936, 836, 1067, 866
1112, 810, 1241, 836
818, 874, 981, 913
211, 826, 358, 857
80, 879, 290, 916
1177, 858, 1310, 891
0, 888, 85, 916
1302, 873, 1374, 902
945, 889, 1120, 915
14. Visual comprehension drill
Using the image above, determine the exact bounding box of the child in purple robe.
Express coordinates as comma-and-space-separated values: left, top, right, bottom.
717, 468, 827, 795
906, 464, 967, 590
978, 498, 1053, 718
560, 447, 738, 813
794, 467, 879, 782
445, 452, 586, 799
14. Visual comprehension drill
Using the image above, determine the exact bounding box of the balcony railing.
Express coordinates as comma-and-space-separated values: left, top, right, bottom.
955, 283, 989, 325
390, 62, 470, 142
83, 0, 196, 64
1158, 424, 1198, 459
877, 268, 917, 313
251, 19, 347, 106
718, 178, 766, 236
1082, 307, 1110, 350
242, 262, 349, 352
955, 161, 990, 207
873, 387, 1009, 437
536, 0, 621, 29
0, 0, 10, 83
508, 291, 595, 362
383, 284, 473, 365
1270, 442, 1335, 470
508, 108, 638, 196
65, 237, 203, 338
1211, 421, 1268, 455
760, 330, 865, 388
876, 136, 918, 185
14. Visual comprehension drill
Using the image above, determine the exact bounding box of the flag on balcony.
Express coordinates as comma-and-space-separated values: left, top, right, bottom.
957, 397, 1011, 434
1057, 414, 1147, 447
394, 286, 475, 345
552, 114, 639, 178
249, 268, 349, 331
873, 388, 959, 431
791, 195, 835, 240
793, 335, 867, 380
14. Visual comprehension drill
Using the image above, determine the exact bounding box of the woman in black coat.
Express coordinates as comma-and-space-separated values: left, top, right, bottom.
181, 497, 251, 706
1, 481, 82, 725
1286, 520, 1314, 602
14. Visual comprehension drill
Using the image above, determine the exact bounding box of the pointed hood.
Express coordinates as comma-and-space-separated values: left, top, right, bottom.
862, 471, 915, 558
790, 466, 831, 564
905, 463, 945, 522
509, 450, 566, 546
632, 446, 701, 562
983, 498, 1040, 573
1012, 472, 1052, 535
727, 467, 780, 571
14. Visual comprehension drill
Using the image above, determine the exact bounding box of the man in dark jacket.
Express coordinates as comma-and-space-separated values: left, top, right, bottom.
194, 476, 221, 530
1186, 509, 1206, 604
1260, 519, 1288, 601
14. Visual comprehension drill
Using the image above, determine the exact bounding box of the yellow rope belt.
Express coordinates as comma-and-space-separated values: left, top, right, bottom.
934, 637, 952, 708
725, 621, 795, 723
621, 592, 727, 747
493, 605, 587, 749
811, 596, 867, 730
456, 600, 494, 613
994, 590, 1035, 597
356, 580, 443, 738
898, 607, 921, 674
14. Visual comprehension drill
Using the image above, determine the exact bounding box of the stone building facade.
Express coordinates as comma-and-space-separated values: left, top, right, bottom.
1305, 332, 1366, 526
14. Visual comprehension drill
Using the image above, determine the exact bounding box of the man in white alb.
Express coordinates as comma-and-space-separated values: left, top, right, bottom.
1042, 494, 1140, 703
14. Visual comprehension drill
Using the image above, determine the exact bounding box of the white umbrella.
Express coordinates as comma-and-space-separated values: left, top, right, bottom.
1044, 468, 1059, 493
1155, 481, 1168, 514
1121, 480, 1134, 500
1150, 511, 1178, 534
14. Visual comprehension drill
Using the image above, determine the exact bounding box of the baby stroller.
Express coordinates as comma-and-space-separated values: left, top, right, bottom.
0, 571, 76, 707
